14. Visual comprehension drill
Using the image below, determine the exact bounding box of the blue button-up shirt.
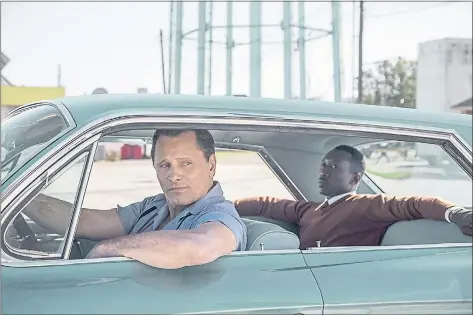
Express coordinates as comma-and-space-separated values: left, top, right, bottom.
117, 182, 247, 251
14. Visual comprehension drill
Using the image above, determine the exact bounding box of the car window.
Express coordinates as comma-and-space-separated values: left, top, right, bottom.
1, 104, 69, 183
80, 139, 294, 211
3, 154, 88, 257
357, 140, 472, 207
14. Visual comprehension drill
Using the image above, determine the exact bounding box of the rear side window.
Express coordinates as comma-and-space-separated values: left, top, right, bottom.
1, 104, 70, 183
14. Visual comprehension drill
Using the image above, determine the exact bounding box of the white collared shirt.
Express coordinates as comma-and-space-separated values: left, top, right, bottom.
325, 192, 356, 205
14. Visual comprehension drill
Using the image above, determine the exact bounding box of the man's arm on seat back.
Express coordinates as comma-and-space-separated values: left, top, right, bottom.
364, 194, 454, 222
233, 196, 315, 225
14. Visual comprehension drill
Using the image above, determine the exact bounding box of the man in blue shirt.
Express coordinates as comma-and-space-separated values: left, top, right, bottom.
26, 129, 247, 269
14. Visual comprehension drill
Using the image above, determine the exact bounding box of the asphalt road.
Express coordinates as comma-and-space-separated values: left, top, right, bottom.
47, 154, 472, 210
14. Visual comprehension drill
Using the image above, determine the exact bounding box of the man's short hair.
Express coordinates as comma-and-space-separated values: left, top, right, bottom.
151, 129, 215, 164
333, 145, 366, 174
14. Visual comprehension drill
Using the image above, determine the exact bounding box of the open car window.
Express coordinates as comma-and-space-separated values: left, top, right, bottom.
358, 140, 472, 208
1, 104, 69, 183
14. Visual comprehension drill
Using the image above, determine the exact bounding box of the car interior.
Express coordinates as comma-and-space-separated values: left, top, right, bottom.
4, 127, 472, 260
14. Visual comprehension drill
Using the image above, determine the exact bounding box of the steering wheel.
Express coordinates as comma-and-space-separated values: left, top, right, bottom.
12, 214, 40, 251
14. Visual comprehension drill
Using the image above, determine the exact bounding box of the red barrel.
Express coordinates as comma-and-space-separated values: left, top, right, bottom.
132, 145, 143, 159
121, 144, 131, 160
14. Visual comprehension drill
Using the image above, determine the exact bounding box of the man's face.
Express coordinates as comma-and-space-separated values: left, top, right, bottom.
318, 149, 360, 198
154, 131, 216, 211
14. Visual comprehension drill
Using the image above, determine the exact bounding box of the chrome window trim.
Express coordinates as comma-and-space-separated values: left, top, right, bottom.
4, 100, 75, 127
1, 135, 101, 263
2, 242, 470, 268
63, 141, 98, 259
2, 113, 471, 209
1, 101, 77, 185
2, 152, 90, 261
215, 142, 306, 201
1, 114, 471, 266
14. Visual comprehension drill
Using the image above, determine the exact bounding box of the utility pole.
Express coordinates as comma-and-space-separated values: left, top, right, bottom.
159, 29, 167, 94
57, 64, 62, 87
207, 1, 213, 95
167, 1, 174, 94
173, 1, 183, 94
197, 1, 207, 95
331, 1, 342, 102
249, 1, 262, 97
298, 1, 306, 100
283, 1, 292, 99
225, 1, 233, 96
357, 0, 364, 103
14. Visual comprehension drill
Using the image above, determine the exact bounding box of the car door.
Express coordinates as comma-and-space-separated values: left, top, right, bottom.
3, 252, 323, 314
302, 245, 472, 314
1, 139, 324, 315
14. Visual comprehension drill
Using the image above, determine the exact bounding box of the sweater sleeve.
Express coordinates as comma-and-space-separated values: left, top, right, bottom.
364, 194, 456, 223
233, 196, 316, 225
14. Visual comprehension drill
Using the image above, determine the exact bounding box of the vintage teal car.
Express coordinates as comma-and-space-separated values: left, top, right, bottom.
1, 94, 472, 314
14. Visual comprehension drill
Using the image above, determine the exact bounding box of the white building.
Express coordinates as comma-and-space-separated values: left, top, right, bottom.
416, 38, 472, 114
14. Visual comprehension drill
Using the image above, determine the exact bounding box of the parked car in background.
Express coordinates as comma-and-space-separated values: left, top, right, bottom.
1, 94, 472, 314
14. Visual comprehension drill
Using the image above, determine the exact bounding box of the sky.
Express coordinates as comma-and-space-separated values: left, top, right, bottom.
1, 1, 472, 101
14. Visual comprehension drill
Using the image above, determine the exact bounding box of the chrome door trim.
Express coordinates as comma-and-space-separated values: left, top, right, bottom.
2, 242, 471, 268
215, 142, 306, 201
2, 113, 471, 209
1, 134, 101, 263
62, 141, 98, 260
1, 152, 90, 261
323, 299, 472, 314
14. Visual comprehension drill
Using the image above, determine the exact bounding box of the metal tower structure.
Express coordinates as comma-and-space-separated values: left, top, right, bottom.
169, 1, 342, 102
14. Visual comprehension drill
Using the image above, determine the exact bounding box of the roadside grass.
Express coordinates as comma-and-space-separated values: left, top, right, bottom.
366, 168, 413, 180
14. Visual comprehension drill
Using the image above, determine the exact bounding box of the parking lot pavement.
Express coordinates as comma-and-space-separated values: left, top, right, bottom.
49, 156, 472, 210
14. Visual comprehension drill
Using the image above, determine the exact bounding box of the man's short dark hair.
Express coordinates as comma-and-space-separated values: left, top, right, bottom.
333, 145, 366, 174
151, 129, 215, 164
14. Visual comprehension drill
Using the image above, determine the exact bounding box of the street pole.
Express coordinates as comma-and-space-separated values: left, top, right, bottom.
331, 0, 342, 102
159, 29, 167, 94
207, 1, 213, 95
226, 1, 233, 96
298, 1, 306, 100
249, 1, 262, 97
173, 1, 183, 94
283, 1, 292, 99
357, 0, 364, 103
197, 1, 207, 95
167, 1, 174, 94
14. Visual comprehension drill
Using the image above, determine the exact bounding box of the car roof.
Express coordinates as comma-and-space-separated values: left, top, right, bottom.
55, 93, 472, 145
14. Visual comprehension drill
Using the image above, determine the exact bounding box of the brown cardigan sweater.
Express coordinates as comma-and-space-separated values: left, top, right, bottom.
234, 194, 456, 249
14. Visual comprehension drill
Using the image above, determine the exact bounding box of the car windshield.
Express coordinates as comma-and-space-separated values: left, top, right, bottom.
1, 104, 69, 183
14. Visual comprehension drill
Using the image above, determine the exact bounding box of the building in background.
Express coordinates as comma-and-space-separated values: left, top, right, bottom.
0, 85, 66, 120
416, 38, 472, 114
451, 97, 472, 115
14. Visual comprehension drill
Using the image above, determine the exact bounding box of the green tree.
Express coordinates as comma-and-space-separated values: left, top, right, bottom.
361, 57, 417, 108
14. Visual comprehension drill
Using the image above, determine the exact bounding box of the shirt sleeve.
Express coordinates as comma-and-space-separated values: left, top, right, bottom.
233, 196, 317, 225
192, 204, 248, 251
364, 194, 456, 223
116, 201, 144, 234
116, 195, 160, 234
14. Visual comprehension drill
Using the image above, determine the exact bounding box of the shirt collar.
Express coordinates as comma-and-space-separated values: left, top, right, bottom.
325, 191, 356, 205
183, 181, 224, 215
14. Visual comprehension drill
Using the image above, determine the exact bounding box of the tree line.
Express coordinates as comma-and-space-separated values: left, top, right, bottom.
360, 57, 417, 109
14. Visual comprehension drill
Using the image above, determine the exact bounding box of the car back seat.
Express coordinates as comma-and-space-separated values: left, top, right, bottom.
381, 219, 472, 246
242, 218, 300, 251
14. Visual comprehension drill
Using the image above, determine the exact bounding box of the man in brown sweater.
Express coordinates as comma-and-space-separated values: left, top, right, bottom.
234, 145, 472, 249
